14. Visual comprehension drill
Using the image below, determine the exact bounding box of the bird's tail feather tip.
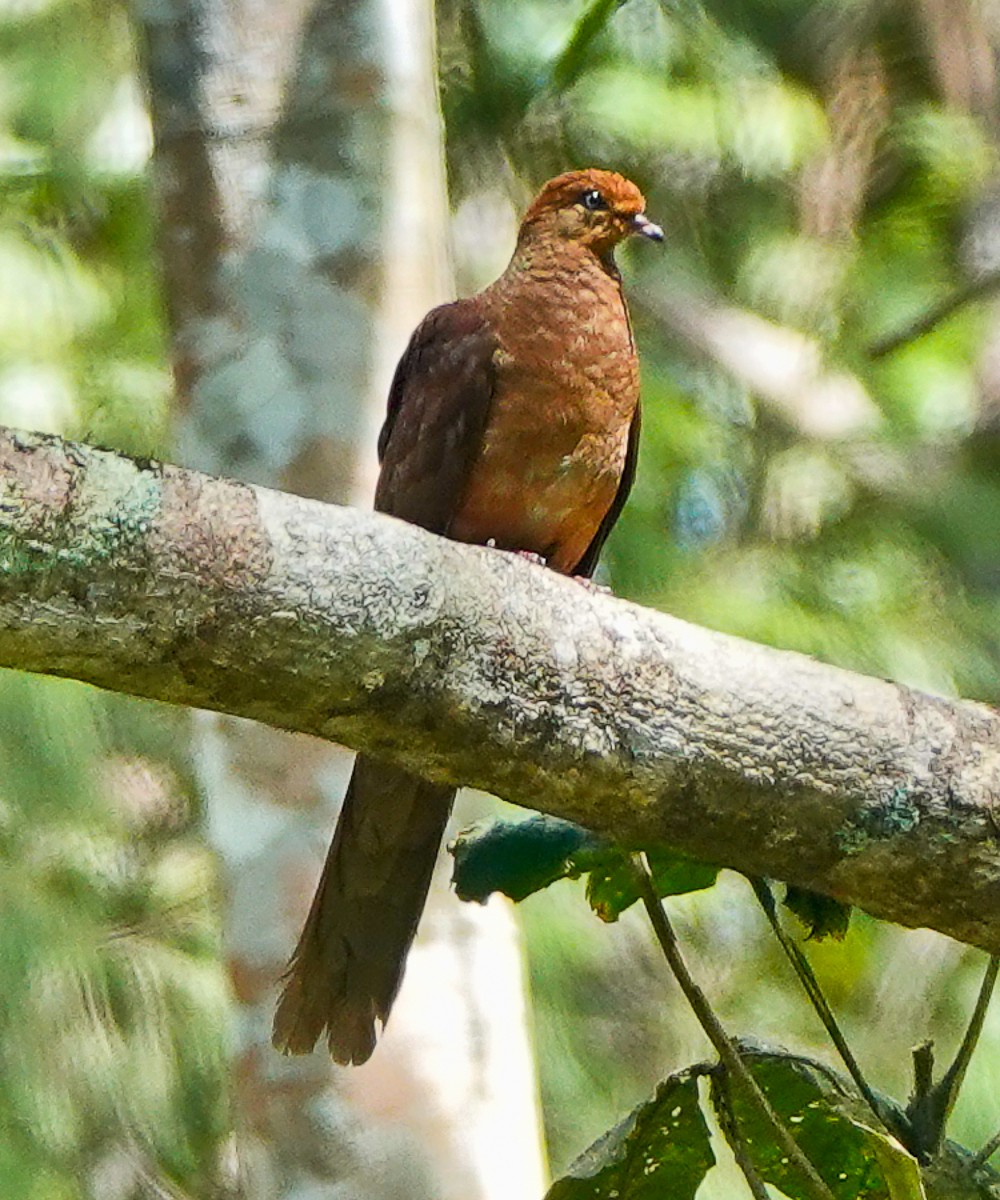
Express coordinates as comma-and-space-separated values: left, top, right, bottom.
271, 973, 325, 1056
271, 1003, 317, 1057
272, 987, 380, 1065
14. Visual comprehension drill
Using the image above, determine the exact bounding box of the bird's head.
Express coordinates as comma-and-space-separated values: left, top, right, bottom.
519, 169, 663, 255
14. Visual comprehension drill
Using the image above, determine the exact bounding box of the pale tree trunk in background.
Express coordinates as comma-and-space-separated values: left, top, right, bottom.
134, 0, 545, 1194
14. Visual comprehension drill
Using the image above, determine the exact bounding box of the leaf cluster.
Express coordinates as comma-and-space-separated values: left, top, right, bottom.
452, 816, 1000, 1197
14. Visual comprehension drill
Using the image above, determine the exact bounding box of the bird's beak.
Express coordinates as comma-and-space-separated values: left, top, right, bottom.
631, 213, 664, 242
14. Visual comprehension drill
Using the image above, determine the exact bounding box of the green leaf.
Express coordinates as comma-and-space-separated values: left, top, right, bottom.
715, 1048, 900, 1200
853, 1122, 927, 1200
784, 886, 852, 940
583, 849, 639, 922
648, 849, 721, 901
586, 848, 719, 923
544, 1068, 714, 1199
450, 817, 720, 915
546, 1047, 992, 1200
450, 815, 599, 903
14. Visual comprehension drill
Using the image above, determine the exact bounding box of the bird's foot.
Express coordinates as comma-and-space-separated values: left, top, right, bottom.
485, 539, 548, 569
515, 549, 548, 568
572, 575, 612, 595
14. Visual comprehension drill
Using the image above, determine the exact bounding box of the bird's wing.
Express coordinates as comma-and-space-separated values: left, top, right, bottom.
572, 400, 641, 579
375, 300, 499, 532
271, 301, 498, 1063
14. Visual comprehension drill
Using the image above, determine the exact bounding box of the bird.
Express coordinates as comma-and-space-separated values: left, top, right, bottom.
272, 168, 663, 1064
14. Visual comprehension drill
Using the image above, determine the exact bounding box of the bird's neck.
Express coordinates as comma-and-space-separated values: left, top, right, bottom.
505, 233, 620, 283
482, 231, 635, 365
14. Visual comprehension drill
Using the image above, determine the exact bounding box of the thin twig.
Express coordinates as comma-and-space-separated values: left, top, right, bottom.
749, 877, 903, 1141
971, 1124, 1000, 1170
934, 955, 1000, 1141
906, 955, 1000, 1158
550, 0, 627, 90
635, 854, 836, 1200
868, 269, 1000, 359
714, 1070, 772, 1200
911, 1042, 935, 1108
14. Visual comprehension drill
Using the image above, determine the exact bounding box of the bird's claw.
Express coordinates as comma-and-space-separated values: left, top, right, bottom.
484, 539, 547, 568
572, 575, 612, 594
516, 549, 548, 568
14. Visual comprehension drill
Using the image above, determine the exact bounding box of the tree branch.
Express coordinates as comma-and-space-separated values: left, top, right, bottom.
3, 425, 1000, 952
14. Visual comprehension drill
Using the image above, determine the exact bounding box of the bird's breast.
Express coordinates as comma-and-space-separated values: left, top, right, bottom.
448, 269, 639, 574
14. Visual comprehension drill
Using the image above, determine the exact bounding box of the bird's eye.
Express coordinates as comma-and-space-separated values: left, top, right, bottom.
580, 189, 606, 212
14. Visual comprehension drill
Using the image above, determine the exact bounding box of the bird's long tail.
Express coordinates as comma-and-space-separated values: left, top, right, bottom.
272, 756, 456, 1064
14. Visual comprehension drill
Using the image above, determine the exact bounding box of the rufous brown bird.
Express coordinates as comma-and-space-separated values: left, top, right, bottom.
272, 168, 662, 1064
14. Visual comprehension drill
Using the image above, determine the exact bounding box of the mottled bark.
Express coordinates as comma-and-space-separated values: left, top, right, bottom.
134, 0, 378, 497
4, 425, 1000, 954
135, 0, 395, 1190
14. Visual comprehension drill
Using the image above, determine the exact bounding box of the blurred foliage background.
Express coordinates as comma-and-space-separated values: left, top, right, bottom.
3, 0, 1000, 1193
